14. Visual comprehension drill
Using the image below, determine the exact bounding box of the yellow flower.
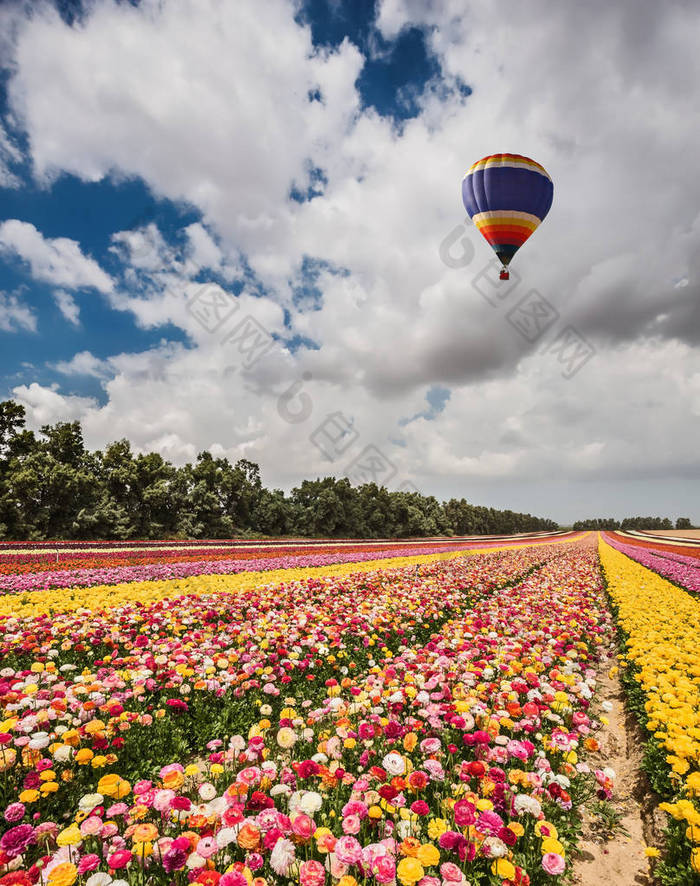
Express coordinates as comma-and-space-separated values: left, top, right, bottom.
644, 847, 661, 857
276, 727, 296, 749
416, 844, 439, 868
19, 789, 40, 803
427, 818, 447, 840
692, 848, 700, 874
56, 826, 82, 847
47, 863, 78, 886
541, 837, 565, 856
491, 859, 516, 880
397, 857, 425, 885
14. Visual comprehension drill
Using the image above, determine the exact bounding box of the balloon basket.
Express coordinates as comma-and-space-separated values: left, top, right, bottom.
499, 269, 510, 281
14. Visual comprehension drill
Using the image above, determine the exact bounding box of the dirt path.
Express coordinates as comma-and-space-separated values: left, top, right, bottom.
572, 657, 663, 886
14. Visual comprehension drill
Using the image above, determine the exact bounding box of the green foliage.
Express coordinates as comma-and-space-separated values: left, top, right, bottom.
573, 516, 680, 530
0, 399, 559, 540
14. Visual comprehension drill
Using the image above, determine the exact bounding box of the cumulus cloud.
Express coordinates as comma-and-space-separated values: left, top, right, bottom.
53, 289, 80, 325
0, 219, 113, 292
0, 289, 36, 332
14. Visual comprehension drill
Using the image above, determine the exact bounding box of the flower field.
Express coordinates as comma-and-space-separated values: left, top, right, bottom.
0, 534, 698, 885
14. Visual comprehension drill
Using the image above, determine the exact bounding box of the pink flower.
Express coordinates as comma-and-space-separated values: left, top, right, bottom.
4, 803, 25, 823
108, 849, 133, 869
453, 799, 476, 827
300, 859, 326, 886
475, 810, 503, 837
0, 824, 36, 858
80, 816, 103, 837
373, 854, 396, 884
220, 873, 249, 886
440, 863, 463, 883
291, 813, 315, 840
197, 836, 218, 858
77, 854, 101, 874
342, 800, 368, 819
342, 814, 362, 835
334, 835, 363, 865
542, 853, 566, 875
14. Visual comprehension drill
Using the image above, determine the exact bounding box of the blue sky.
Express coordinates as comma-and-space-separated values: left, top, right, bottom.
0, 0, 698, 522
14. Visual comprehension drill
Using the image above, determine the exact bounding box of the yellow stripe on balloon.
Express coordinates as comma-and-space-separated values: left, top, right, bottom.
472, 210, 541, 231
465, 156, 551, 179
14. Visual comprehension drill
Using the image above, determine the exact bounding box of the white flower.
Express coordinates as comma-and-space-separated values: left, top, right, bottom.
382, 752, 405, 776
514, 794, 542, 816
216, 827, 239, 849
198, 783, 217, 801
229, 735, 246, 753
482, 837, 507, 857
86, 875, 113, 886
186, 853, 206, 869
270, 837, 295, 876
53, 744, 73, 763
299, 790, 323, 815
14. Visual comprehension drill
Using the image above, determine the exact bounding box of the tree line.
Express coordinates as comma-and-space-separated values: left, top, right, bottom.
572, 516, 693, 531
0, 400, 558, 540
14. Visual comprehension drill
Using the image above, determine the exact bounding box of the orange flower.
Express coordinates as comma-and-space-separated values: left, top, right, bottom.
162, 769, 185, 790
132, 823, 159, 843
237, 823, 261, 850
399, 837, 421, 857
403, 733, 418, 752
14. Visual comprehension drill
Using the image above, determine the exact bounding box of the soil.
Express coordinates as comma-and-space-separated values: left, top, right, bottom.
572, 657, 667, 886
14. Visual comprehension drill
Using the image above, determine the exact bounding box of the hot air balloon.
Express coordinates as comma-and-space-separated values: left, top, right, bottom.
462, 153, 553, 280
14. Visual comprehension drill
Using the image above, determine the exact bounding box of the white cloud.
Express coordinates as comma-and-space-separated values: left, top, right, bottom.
11, 381, 98, 427
0, 289, 36, 332
0, 121, 23, 189
0, 219, 113, 292
53, 350, 108, 378
53, 289, 80, 325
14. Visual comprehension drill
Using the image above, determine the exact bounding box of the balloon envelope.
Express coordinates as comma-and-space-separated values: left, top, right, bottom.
462, 153, 553, 267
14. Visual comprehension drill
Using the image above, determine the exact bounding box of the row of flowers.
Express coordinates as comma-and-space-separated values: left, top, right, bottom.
0, 545, 560, 824
599, 538, 700, 882
0, 544, 492, 577
602, 534, 700, 595
1, 538, 614, 886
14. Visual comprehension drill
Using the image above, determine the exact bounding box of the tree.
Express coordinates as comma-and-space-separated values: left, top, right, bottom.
676, 517, 692, 530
